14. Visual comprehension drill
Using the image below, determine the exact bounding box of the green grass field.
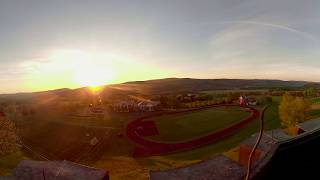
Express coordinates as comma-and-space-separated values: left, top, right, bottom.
0, 151, 29, 176
312, 98, 320, 104
6, 95, 320, 180
62, 96, 320, 179
1, 96, 285, 180
202, 89, 268, 94
263, 99, 282, 130
6, 93, 320, 180
149, 107, 249, 142
93, 99, 283, 180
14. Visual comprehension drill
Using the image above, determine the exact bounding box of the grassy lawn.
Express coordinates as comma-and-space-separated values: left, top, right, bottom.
264, 100, 282, 130
311, 97, 320, 104
202, 89, 268, 95
310, 109, 320, 118
148, 107, 249, 142
311, 98, 320, 118
90, 106, 259, 180
155, 119, 261, 160
19, 110, 132, 129
10, 95, 320, 180
3, 97, 284, 180
7, 95, 320, 180
92, 102, 283, 180
150, 97, 283, 162
92, 111, 262, 179
0, 151, 29, 176
92, 110, 280, 180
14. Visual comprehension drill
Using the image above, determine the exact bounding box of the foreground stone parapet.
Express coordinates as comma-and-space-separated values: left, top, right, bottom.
150, 155, 245, 180
150, 133, 279, 180
13, 160, 109, 180
298, 118, 320, 132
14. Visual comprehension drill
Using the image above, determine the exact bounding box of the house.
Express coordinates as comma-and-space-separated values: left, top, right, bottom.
138, 101, 161, 112
239, 96, 247, 106
112, 99, 161, 112
90, 104, 104, 115
239, 96, 257, 106
113, 101, 136, 112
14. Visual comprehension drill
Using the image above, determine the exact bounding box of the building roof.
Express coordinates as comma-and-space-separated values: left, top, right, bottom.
298, 118, 320, 132
138, 101, 160, 106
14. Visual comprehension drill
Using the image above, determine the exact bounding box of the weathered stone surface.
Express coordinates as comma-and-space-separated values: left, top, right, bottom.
150, 155, 245, 180
150, 133, 280, 180
0, 176, 15, 180
12, 160, 108, 180
240, 133, 277, 152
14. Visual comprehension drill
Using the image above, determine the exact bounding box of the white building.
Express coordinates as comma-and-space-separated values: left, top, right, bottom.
138, 101, 160, 111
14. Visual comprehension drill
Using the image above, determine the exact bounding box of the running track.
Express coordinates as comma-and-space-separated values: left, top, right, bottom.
126, 105, 260, 157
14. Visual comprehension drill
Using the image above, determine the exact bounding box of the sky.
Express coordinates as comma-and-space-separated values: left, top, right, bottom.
1, 0, 320, 93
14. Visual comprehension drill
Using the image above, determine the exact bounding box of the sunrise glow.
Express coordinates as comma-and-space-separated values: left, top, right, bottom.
73, 67, 114, 87
20, 49, 174, 93
2, 2, 320, 179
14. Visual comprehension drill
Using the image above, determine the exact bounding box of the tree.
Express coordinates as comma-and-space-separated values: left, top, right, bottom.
160, 95, 169, 107
0, 112, 19, 156
303, 87, 317, 97
279, 93, 311, 128
257, 96, 273, 105
167, 96, 181, 109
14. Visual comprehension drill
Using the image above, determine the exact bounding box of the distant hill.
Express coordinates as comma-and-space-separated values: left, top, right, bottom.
110, 78, 311, 94
0, 78, 317, 103
303, 82, 320, 89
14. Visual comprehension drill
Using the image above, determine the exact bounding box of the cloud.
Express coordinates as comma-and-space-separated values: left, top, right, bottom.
220, 20, 319, 43
208, 20, 320, 65
193, 20, 320, 81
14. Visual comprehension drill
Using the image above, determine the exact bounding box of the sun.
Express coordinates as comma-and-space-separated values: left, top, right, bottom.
73, 66, 114, 88
50, 50, 116, 88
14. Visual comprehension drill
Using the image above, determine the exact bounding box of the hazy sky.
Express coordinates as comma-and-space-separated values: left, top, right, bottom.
1, 0, 320, 93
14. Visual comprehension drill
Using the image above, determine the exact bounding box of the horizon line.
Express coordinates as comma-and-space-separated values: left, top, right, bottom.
0, 77, 318, 95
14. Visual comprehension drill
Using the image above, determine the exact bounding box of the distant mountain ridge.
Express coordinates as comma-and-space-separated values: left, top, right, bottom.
0, 78, 318, 102
112, 78, 312, 94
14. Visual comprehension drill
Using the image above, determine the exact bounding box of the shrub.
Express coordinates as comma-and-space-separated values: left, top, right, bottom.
0, 114, 19, 155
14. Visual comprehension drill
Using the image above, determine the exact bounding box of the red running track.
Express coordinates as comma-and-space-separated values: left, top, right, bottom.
126, 105, 260, 157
